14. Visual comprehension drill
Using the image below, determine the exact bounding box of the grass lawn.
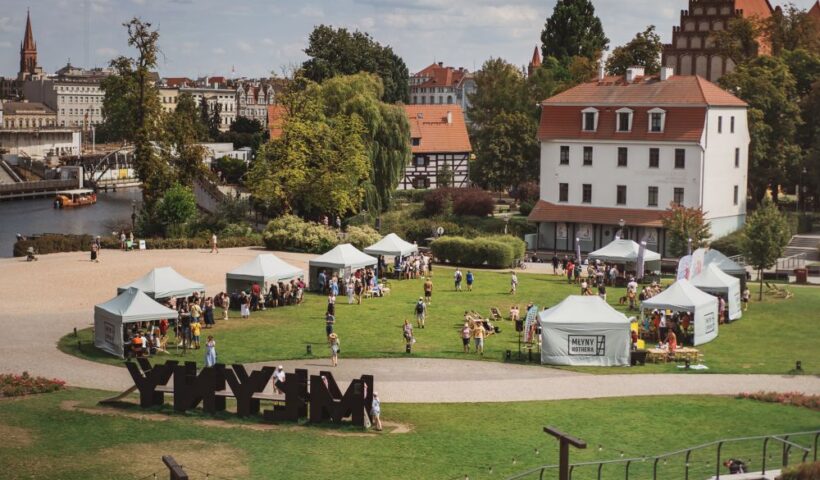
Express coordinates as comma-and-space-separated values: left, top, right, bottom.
60, 267, 820, 375
1, 388, 818, 480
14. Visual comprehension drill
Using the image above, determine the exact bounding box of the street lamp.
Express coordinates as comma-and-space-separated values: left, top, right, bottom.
131, 200, 137, 232
617, 218, 625, 239
687, 237, 693, 256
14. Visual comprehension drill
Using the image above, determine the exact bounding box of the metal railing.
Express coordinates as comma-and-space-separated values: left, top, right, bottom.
728, 254, 745, 266
776, 253, 806, 271
506, 430, 819, 480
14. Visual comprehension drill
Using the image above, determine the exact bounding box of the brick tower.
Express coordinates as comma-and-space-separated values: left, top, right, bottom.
18, 10, 39, 81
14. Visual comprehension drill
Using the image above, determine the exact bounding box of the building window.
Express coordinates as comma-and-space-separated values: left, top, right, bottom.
559, 183, 569, 202
617, 147, 628, 167
718, 116, 723, 133
648, 108, 666, 132
649, 148, 659, 168
414, 155, 428, 167
734, 148, 740, 167
730, 116, 735, 133
733, 185, 739, 205
582, 184, 592, 203
616, 185, 627, 205
413, 176, 429, 189
582, 108, 598, 131
560, 146, 569, 165
648, 186, 659, 207
674, 187, 684, 205
616, 108, 632, 132
674, 149, 685, 169
583, 146, 593, 166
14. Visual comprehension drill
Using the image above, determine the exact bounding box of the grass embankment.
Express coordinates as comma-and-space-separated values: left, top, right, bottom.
60, 267, 820, 375
1, 388, 818, 480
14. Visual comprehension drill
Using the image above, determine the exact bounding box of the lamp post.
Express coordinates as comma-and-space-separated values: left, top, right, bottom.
687, 237, 692, 256
617, 218, 625, 239
131, 200, 137, 232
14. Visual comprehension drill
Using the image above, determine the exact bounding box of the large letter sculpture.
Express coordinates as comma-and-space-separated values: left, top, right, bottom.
125, 358, 177, 408
263, 368, 308, 422
309, 371, 374, 426
173, 362, 226, 414
218, 364, 274, 417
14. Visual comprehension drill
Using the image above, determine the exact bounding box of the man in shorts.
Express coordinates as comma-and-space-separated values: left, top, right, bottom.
461, 322, 471, 353
423, 277, 433, 305
414, 297, 427, 328
454, 268, 463, 291
472, 321, 485, 355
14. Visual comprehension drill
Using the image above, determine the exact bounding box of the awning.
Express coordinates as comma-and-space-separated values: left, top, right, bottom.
527, 200, 665, 227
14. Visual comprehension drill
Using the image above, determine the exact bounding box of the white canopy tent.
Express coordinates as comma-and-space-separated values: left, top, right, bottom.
704, 249, 747, 289
640, 279, 719, 346
308, 243, 378, 290
226, 254, 303, 293
117, 266, 205, 299
363, 233, 418, 257
588, 239, 661, 271
540, 296, 631, 366
691, 264, 742, 321
94, 287, 178, 358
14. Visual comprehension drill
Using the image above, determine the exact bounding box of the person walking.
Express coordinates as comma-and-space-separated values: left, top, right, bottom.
403, 319, 415, 353
414, 297, 427, 328
551, 255, 559, 275
742, 287, 750, 311
454, 268, 463, 291
423, 277, 433, 305
465, 270, 474, 292
325, 312, 335, 337
370, 392, 383, 431
240, 293, 251, 319
509, 271, 518, 294
328, 333, 340, 367
90, 241, 99, 263
203, 297, 215, 328
210, 233, 219, 254
460, 322, 472, 353
221, 292, 230, 320
472, 321, 486, 355
120, 231, 126, 251
204, 335, 217, 367
347, 277, 355, 304
191, 319, 202, 349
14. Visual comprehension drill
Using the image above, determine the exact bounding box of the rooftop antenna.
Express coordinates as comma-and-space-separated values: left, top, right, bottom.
83, 0, 90, 67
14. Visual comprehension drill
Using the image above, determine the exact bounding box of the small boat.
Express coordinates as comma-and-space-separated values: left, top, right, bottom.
54, 189, 97, 208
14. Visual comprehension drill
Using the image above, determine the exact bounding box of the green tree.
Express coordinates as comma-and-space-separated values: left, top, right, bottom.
216, 116, 266, 152
302, 25, 409, 103
766, 3, 820, 56
742, 198, 791, 300
661, 204, 712, 258
162, 92, 208, 187
606, 25, 662, 75
541, 0, 609, 64
526, 56, 572, 109
471, 112, 539, 191
209, 102, 222, 139
155, 183, 197, 236
437, 162, 454, 188
712, 16, 763, 65
98, 57, 139, 142
467, 58, 529, 127
199, 97, 211, 139
720, 56, 802, 204
170, 92, 208, 141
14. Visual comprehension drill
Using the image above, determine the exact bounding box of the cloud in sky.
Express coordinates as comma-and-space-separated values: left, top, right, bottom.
0, 0, 816, 78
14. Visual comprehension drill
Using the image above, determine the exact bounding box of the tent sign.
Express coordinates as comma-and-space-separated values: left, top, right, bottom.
568, 335, 606, 356
704, 311, 716, 334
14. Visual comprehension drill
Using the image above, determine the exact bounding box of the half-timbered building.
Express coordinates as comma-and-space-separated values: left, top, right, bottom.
400, 105, 472, 190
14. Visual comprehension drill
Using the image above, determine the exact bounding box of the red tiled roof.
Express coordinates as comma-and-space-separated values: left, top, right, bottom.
735, 0, 774, 18
542, 75, 747, 107
412, 63, 468, 89
538, 105, 707, 142
207, 76, 226, 85
527, 200, 665, 227
164, 77, 192, 87
267, 105, 287, 140
404, 105, 471, 154
530, 46, 541, 68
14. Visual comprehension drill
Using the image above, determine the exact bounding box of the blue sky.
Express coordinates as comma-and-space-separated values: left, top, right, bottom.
0, 0, 816, 78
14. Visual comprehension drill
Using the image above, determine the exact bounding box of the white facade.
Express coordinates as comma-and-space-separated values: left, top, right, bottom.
180, 87, 237, 131
23, 79, 105, 128
0, 129, 81, 158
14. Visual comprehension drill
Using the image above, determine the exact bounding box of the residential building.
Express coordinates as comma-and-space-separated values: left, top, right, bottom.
0, 101, 80, 158
180, 85, 237, 131
236, 82, 275, 127
662, 0, 773, 82
22, 63, 112, 129
408, 63, 476, 120
1, 100, 56, 129
400, 105, 472, 190
528, 67, 750, 255
158, 86, 180, 114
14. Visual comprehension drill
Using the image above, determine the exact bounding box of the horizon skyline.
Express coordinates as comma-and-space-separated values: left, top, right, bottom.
0, 0, 816, 80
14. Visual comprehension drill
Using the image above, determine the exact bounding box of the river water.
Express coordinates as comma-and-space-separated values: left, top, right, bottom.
0, 189, 142, 257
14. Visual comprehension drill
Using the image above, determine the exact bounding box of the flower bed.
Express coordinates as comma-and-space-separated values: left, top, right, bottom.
0, 372, 66, 397
736, 392, 820, 411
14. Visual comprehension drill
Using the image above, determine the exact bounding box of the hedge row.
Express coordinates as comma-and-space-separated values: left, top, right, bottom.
423, 188, 495, 217
13, 233, 261, 257
430, 235, 526, 268
262, 215, 381, 253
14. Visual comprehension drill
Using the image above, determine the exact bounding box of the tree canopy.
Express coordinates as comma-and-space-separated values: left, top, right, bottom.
302, 25, 409, 104
470, 112, 539, 191
606, 25, 662, 75
742, 198, 790, 300
541, 0, 609, 64
661, 204, 711, 258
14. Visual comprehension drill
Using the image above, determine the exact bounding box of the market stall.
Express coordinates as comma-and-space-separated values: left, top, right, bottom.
587, 239, 661, 272
117, 266, 205, 299
640, 279, 719, 346
94, 287, 178, 358
226, 254, 303, 293
691, 263, 742, 321
363, 233, 418, 257
539, 296, 631, 366
704, 249, 748, 289
308, 243, 378, 291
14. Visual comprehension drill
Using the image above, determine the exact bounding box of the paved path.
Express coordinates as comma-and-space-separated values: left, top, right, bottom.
1, 248, 818, 403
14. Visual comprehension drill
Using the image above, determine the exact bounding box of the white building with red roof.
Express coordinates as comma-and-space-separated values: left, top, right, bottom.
400, 105, 472, 190
408, 62, 476, 121
528, 67, 749, 256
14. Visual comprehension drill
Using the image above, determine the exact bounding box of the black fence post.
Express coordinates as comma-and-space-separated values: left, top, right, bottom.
162, 455, 188, 480
762, 437, 770, 474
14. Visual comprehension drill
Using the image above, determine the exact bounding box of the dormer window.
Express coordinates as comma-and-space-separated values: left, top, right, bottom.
648, 108, 666, 133
411, 137, 420, 147
582, 107, 598, 132
616, 108, 633, 132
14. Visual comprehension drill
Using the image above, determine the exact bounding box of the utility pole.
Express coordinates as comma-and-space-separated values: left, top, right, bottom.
544, 426, 587, 480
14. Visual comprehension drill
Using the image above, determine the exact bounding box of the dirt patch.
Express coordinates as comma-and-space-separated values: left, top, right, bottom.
0, 423, 34, 448
96, 440, 250, 479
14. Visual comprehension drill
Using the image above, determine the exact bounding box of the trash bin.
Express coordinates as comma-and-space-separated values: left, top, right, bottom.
794, 268, 808, 284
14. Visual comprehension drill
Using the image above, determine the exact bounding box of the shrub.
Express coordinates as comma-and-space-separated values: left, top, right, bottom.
422, 188, 452, 216
430, 235, 523, 268
710, 228, 745, 257
0, 372, 65, 397
777, 462, 820, 480
518, 201, 534, 216
13, 234, 95, 257
511, 181, 540, 203
452, 188, 495, 217
345, 225, 382, 250
393, 189, 429, 203
220, 223, 255, 238
736, 392, 820, 411
263, 215, 338, 253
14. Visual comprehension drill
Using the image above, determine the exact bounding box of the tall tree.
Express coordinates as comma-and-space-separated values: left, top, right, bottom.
541, 0, 609, 64
712, 17, 764, 65
209, 102, 222, 139
741, 198, 791, 300
163, 92, 208, 186
155, 183, 197, 237
766, 3, 820, 56
470, 112, 539, 191
302, 25, 409, 103
661, 204, 711, 258
606, 25, 663, 75
720, 56, 802, 204
467, 58, 529, 127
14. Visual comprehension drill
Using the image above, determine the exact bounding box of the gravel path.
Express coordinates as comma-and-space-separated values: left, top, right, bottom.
1, 248, 818, 403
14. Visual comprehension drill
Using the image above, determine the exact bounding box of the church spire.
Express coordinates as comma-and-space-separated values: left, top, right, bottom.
527, 45, 542, 77
19, 8, 39, 81
23, 9, 35, 51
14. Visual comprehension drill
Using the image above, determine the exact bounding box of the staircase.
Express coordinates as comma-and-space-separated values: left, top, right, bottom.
784, 234, 820, 262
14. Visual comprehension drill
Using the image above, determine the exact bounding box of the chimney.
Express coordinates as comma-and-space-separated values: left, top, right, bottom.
625, 66, 645, 83
598, 63, 605, 81
438, 61, 443, 67
446, 111, 452, 125
660, 66, 674, 81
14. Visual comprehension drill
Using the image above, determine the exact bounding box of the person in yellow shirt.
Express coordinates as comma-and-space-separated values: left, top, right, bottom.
472, 321, 486, 355
191, 320, 202, 349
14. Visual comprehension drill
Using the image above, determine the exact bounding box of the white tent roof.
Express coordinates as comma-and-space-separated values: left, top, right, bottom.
691, 264, 740, 291
95, 287, 178, 323
363, 233, 418, 257
117, 266, 205, 298
227, 254, 303, 283
539, 295, 629, 326
640, 279, 716, 312
588, 239, 661, 264
309, 243, 378, 270
704, 249, 746, 275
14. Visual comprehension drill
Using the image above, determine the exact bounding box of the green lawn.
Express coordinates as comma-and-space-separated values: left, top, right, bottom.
60, 267, 820, 374
1, 388, 818, 480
